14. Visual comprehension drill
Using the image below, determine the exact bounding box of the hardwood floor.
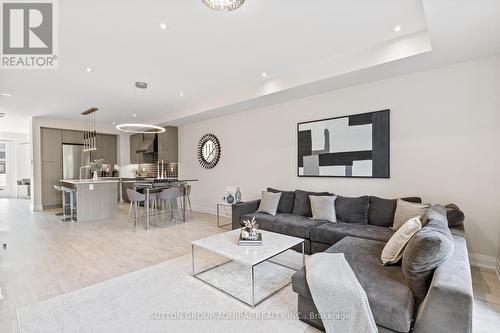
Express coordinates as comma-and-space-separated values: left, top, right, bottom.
0, 198, 499, 332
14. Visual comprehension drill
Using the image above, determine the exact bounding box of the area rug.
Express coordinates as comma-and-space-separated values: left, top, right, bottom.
17, 250, 316, 333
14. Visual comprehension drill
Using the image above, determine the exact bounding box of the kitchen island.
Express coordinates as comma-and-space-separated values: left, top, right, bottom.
61, 179, 120, 222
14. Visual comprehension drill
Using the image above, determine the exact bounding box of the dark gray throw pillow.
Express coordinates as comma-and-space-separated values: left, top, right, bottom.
402, 205, 455, 301
292, 190, 331, 217
444, 203, 465, 227
335, 195, 370, 224
368, 196, 422, 227
267, 188, 295, 214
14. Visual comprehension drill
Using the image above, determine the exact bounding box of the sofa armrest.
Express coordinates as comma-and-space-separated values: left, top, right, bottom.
414, 236, 472, 333
231, 200, 260, 230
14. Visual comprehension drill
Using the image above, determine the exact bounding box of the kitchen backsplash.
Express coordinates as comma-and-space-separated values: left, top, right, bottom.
137, 162, 178, 179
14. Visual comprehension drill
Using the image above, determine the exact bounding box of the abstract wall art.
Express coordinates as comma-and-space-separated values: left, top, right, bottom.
297, 110, 390, 178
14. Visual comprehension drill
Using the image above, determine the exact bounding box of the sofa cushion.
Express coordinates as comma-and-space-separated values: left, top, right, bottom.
402, 205, 455, 301
293, 237, 415, 333
368, 196, 422, 227
267, 188, 295, 214
292, 190, 331, 217
444, 203, 465, 227
335, 195, 369, 224
241, 213, 324, 239
310, 195, 337, 223
257, 191, 281, 216
309, 221, 394, 245
392, 199, 430, 230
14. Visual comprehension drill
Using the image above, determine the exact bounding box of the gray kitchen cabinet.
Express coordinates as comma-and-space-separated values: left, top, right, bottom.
41, 128, 62, 162
91, 134, 117, 164
62, 130, 84, 144
157, 126, 178, 163
41, 161, 62, 208
130, 133, 143, 164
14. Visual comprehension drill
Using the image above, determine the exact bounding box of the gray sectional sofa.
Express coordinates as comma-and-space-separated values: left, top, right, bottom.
231, 189, 472, 333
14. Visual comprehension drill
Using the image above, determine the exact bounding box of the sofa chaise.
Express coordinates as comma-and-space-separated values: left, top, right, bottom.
231, 188, 472, 333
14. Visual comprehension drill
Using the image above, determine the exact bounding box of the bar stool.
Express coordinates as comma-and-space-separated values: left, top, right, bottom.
54, 185, 69, 220
157, 187, 182, 224
180, 184, 193, 219
62, 187, 76, 222
127, 189, 159, 227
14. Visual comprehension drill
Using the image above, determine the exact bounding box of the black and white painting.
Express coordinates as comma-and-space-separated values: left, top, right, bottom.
297, 110, 390, 178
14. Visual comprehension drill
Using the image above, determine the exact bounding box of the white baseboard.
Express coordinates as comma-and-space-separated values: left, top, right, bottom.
469, 253, 497, 270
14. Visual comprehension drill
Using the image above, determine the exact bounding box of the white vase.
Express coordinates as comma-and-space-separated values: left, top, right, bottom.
93, 171, 98, 181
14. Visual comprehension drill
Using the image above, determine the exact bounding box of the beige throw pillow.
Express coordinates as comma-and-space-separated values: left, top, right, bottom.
257, 191, 282, 216
392, 199, 430, 230
382, 217, 422, 265
309, 195, 337, 223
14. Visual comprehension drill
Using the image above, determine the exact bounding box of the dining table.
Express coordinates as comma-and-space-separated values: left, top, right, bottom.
131, 179, 198, 230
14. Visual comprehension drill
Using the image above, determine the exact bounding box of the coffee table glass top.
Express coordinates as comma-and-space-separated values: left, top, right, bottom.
191, 229, 303, 266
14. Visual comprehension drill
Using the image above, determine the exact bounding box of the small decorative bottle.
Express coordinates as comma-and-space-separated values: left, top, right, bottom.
235, 187, 242, 203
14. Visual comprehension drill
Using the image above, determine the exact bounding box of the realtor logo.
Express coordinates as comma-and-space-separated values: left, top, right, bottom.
1, 0, 58, 69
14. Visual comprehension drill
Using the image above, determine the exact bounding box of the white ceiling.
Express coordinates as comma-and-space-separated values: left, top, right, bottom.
0, 0, 499, 130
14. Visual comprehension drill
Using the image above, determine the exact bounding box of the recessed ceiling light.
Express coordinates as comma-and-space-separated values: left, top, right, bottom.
85, 67, 93, 72
112, 121, 116, 125
178, 92, 184, 96
261, 72, 267, 78
160, 23, 167, 30
394, 25, 402, 32
1, 93, 11, 97
132, 113, 137, 118
135, 81, 148, 89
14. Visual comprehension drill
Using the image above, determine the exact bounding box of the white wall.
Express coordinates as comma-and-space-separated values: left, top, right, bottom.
178, 56, 500, 260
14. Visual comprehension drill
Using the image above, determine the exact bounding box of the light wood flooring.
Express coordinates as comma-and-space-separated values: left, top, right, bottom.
0, 198, 499, 332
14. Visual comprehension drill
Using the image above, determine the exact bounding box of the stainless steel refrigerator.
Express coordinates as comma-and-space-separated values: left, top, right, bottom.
63, 144, 90, 180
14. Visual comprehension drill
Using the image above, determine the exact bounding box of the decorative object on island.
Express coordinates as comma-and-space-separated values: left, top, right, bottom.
202, 0, 246, 12
90, 158, 104, 180
239, 217, 262, 246
235, 187, 242, 203
197, 133, 221, 169
297, 109, 390, 178
81, 107, 98, 152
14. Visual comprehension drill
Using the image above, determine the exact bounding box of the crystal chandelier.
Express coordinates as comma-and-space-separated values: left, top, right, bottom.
201, 0, 246, 11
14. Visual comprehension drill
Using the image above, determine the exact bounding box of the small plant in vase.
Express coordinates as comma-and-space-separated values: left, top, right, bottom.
241, 216, 259, 240
90, 158, 104, 180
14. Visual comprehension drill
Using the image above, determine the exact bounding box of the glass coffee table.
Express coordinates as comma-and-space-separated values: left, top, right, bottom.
191, 229, 305, 307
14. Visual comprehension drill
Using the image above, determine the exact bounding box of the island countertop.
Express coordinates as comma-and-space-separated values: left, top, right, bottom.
61, 179, 120, 185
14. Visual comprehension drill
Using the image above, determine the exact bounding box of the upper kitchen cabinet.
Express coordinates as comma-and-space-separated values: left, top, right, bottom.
157, 126, 178, 163
41, 128, 62, 162
91, 134, 118, 165
130, 133, 143, 164
62, 130, 84, 144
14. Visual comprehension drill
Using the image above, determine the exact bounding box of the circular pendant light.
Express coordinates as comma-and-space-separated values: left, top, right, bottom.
201, 0, 246, 11
116, 124, 166, 134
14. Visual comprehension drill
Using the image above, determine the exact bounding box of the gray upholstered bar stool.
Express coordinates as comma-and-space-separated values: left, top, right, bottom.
127, 189, 159, 227
181, 184, 193, 219
157, 187, 182, 224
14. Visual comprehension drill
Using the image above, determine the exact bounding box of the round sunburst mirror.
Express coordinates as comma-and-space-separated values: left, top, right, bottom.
197, 134, 221, 169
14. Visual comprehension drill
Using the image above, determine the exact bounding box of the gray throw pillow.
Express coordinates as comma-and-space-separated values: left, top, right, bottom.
368, 196, 422, 227
267, 188, 295, 214
257, 191, 282, 216
292, 190, 331, 217
335, 195, 370, 224
444, 203, 465, 227
309, 195, 337, 223
402, 205, 455, 300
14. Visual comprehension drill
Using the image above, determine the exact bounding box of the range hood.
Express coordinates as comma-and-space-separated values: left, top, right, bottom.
136, 138, 155, 153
